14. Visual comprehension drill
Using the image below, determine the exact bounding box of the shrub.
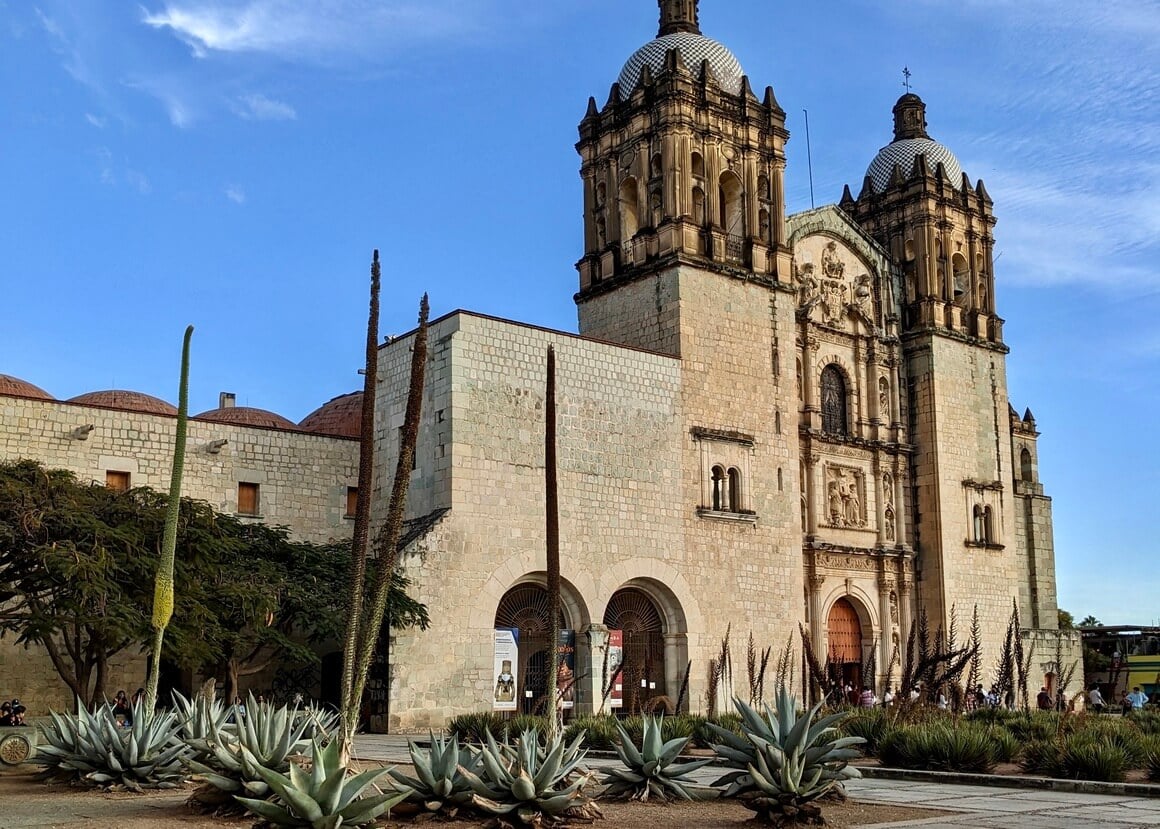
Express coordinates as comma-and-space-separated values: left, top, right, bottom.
989, 728, 1023, 764
878, 722, 997, 773
564, 715, 619, 750
839, 707, 891, 755
1079, 716, 1149, 766
1003, 711, 1061, 743
694, 712, 743, 748
1054, 734, 1129, 782
507, 714, 549, 741
1147, 737, 1160, 782
446, 712, 507, 744
1128, 709, 1160, 736
1019, 738, 1057, 775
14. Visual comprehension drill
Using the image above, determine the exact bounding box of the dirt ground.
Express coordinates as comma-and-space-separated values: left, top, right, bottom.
0, 767, 948, 828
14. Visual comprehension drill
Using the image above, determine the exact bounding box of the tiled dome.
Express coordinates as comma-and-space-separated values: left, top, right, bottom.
194, 406, 298, 430
69, 390, 177, 415
866, 138, 964, 194
0, 374, 53, 400
299, 391, 363, 438
618, 32, 745, 95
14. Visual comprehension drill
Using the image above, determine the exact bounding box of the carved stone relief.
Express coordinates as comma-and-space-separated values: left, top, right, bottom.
825, 465, 866, 529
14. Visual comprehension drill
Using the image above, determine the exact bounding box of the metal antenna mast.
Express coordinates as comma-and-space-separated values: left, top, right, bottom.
803, 109, 816, 209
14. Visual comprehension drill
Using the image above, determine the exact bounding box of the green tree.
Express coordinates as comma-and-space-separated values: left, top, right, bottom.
1079, 615, 1102, 628
0, 459, 427, 706
1058, 609, 1075, 629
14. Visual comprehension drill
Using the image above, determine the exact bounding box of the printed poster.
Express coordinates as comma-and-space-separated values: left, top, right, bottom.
493, 628, 519, 711
557, 630, 576, 709
608, 629, 624, 709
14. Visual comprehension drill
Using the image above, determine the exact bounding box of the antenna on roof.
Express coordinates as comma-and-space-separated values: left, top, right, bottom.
803, 109, 816, 209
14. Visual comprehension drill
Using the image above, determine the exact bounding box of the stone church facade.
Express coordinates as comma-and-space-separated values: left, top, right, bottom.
1, 1, 1078, 727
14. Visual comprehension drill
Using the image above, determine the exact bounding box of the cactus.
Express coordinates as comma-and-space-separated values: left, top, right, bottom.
386, 732, 481, 817
458, 728, 600, 825
601, 714, 713, 802
34, 701, 188, 791
145, 325, 193, 719
235, 736, 407, 828
708, 687, 864, 825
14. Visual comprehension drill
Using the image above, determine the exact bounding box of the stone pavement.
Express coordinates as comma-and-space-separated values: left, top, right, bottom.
354, 734, 1160, 828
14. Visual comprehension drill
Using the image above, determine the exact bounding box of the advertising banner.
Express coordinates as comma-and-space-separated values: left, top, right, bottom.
557, 629, 576, 709
607, 629, 624, 709
493, 628, 518, 711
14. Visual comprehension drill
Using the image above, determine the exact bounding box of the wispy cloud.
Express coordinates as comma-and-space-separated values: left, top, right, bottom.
140, 1, 483, 62
234, 93, 296, 121
92, 146, 151, 194
124, 75, 198, 127
85, 113, 106, 128
225, 185, 246, 204
35, 6, 101, 93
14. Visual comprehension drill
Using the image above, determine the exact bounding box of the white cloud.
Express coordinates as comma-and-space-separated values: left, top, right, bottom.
235, 93, 296, 120
140, 0, 481, 61
85, 112, 106, 128
225, 185, 246, 204
125, 169, 152, 195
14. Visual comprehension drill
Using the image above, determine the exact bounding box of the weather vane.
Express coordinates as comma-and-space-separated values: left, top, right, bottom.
903, 66, 913, 93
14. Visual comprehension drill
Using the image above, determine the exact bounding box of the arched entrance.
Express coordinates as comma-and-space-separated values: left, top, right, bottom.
495, 584, 567, 714
603, 588, 666, 713
827, 598, 863, 691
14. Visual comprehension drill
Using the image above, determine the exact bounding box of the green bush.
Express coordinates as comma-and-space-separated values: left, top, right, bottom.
1128, 709, 1160, 736
1055, 734, 1130, 782
989, 728, 1023, 764
1019, 738, 1057, 775
1147, 737, 1160, 782
878, 722, 997, 773
446, 711, 507, 744
1003, 712, 1062, 743
564, 715, 619, 750
507, 714, 549, 741
839, 707, 891, 755
1080, 717, 1149, 766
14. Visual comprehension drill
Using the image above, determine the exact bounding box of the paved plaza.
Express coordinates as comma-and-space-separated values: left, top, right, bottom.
352, 734, 1160, 829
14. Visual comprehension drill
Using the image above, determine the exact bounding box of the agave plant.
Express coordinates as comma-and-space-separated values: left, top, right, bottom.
236, 737, 407, 828
386, 732, 481, 817
458, 728, 601, 826
708, 688, 864, 826
600, 714, 713, 801
35, 700, 188, 791
185, 694, 317, 813
172, 690, 233, 748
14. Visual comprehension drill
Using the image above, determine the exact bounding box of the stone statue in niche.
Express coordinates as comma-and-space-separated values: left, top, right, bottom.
889, 591, 899, 624
883, 472, 894, 505
855, 273, 874, 321
884, 507, 896, 542
595, 215, 607, 248
795, 262, 820, 310
650, 191, 662, 227
827, 481, 843, 525
879, 378, 890, 417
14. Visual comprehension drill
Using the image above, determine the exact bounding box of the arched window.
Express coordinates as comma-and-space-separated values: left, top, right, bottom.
619, 177, 640, 240
973, 505, 985, 543
691, 151, 705, 179
983, 506, 995, 544
952, 253, 969, 303
820, 365, 848, 435
727, 467, 742, 512
650, 153, 662, 180
1020, 448, 1033, 482
718, 171, 744, 237
711, 465, 726, 511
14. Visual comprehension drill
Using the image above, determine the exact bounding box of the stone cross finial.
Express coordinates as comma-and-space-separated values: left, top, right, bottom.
658, 0, 700, 36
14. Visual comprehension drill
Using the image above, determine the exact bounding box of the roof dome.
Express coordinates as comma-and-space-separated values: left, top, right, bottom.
299, 391, 363, 438
864, 93, 965, 193
866, 138, 964, 193
619, 32, 745, 95
69, 390, 177, 415
194, 406, 298, 430
0, 374, 53, 400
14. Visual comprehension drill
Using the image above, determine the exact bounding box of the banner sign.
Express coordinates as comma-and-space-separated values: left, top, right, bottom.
493, 628, 518, 711
608, 629, 624, 709
557, 629, 576, 709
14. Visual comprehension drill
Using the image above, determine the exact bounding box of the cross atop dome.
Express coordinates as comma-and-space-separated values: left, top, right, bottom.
658, 0, 701, 36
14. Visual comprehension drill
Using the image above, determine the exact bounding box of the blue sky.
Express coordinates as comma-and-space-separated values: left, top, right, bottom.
2, 1, 1157, 625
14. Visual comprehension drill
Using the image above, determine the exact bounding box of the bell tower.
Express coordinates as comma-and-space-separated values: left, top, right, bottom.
574, 0, 792, 353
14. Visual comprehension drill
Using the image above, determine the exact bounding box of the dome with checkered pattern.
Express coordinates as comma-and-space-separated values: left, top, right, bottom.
618, 31, 745, 95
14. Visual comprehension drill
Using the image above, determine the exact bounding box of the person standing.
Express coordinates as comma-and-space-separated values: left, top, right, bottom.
1127, 686, 1148, 711
1089, 684, 1106, 714
1037, 687, 1053, 710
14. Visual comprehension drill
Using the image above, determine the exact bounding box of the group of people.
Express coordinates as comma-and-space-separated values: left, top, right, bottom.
0, 698, 27, 727
111, 688, 146, 726
1087, 684, 1154, 714
833, 682, 949, 709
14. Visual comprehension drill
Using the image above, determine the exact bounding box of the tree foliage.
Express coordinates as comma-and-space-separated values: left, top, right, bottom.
0, 459, 427, 706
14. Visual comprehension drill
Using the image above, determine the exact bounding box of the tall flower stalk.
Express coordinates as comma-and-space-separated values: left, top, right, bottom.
145, 325, 193, 719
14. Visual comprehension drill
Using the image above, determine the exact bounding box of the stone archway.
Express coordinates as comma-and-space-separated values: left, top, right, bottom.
603, 587, 666, 713
827, 597, 864, 692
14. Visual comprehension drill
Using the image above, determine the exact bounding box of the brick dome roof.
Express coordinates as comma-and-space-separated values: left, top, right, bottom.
299, 391, 363, 438
194, 406, 298, 430
0, 374, 53, 400
69, 390, 178, 415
